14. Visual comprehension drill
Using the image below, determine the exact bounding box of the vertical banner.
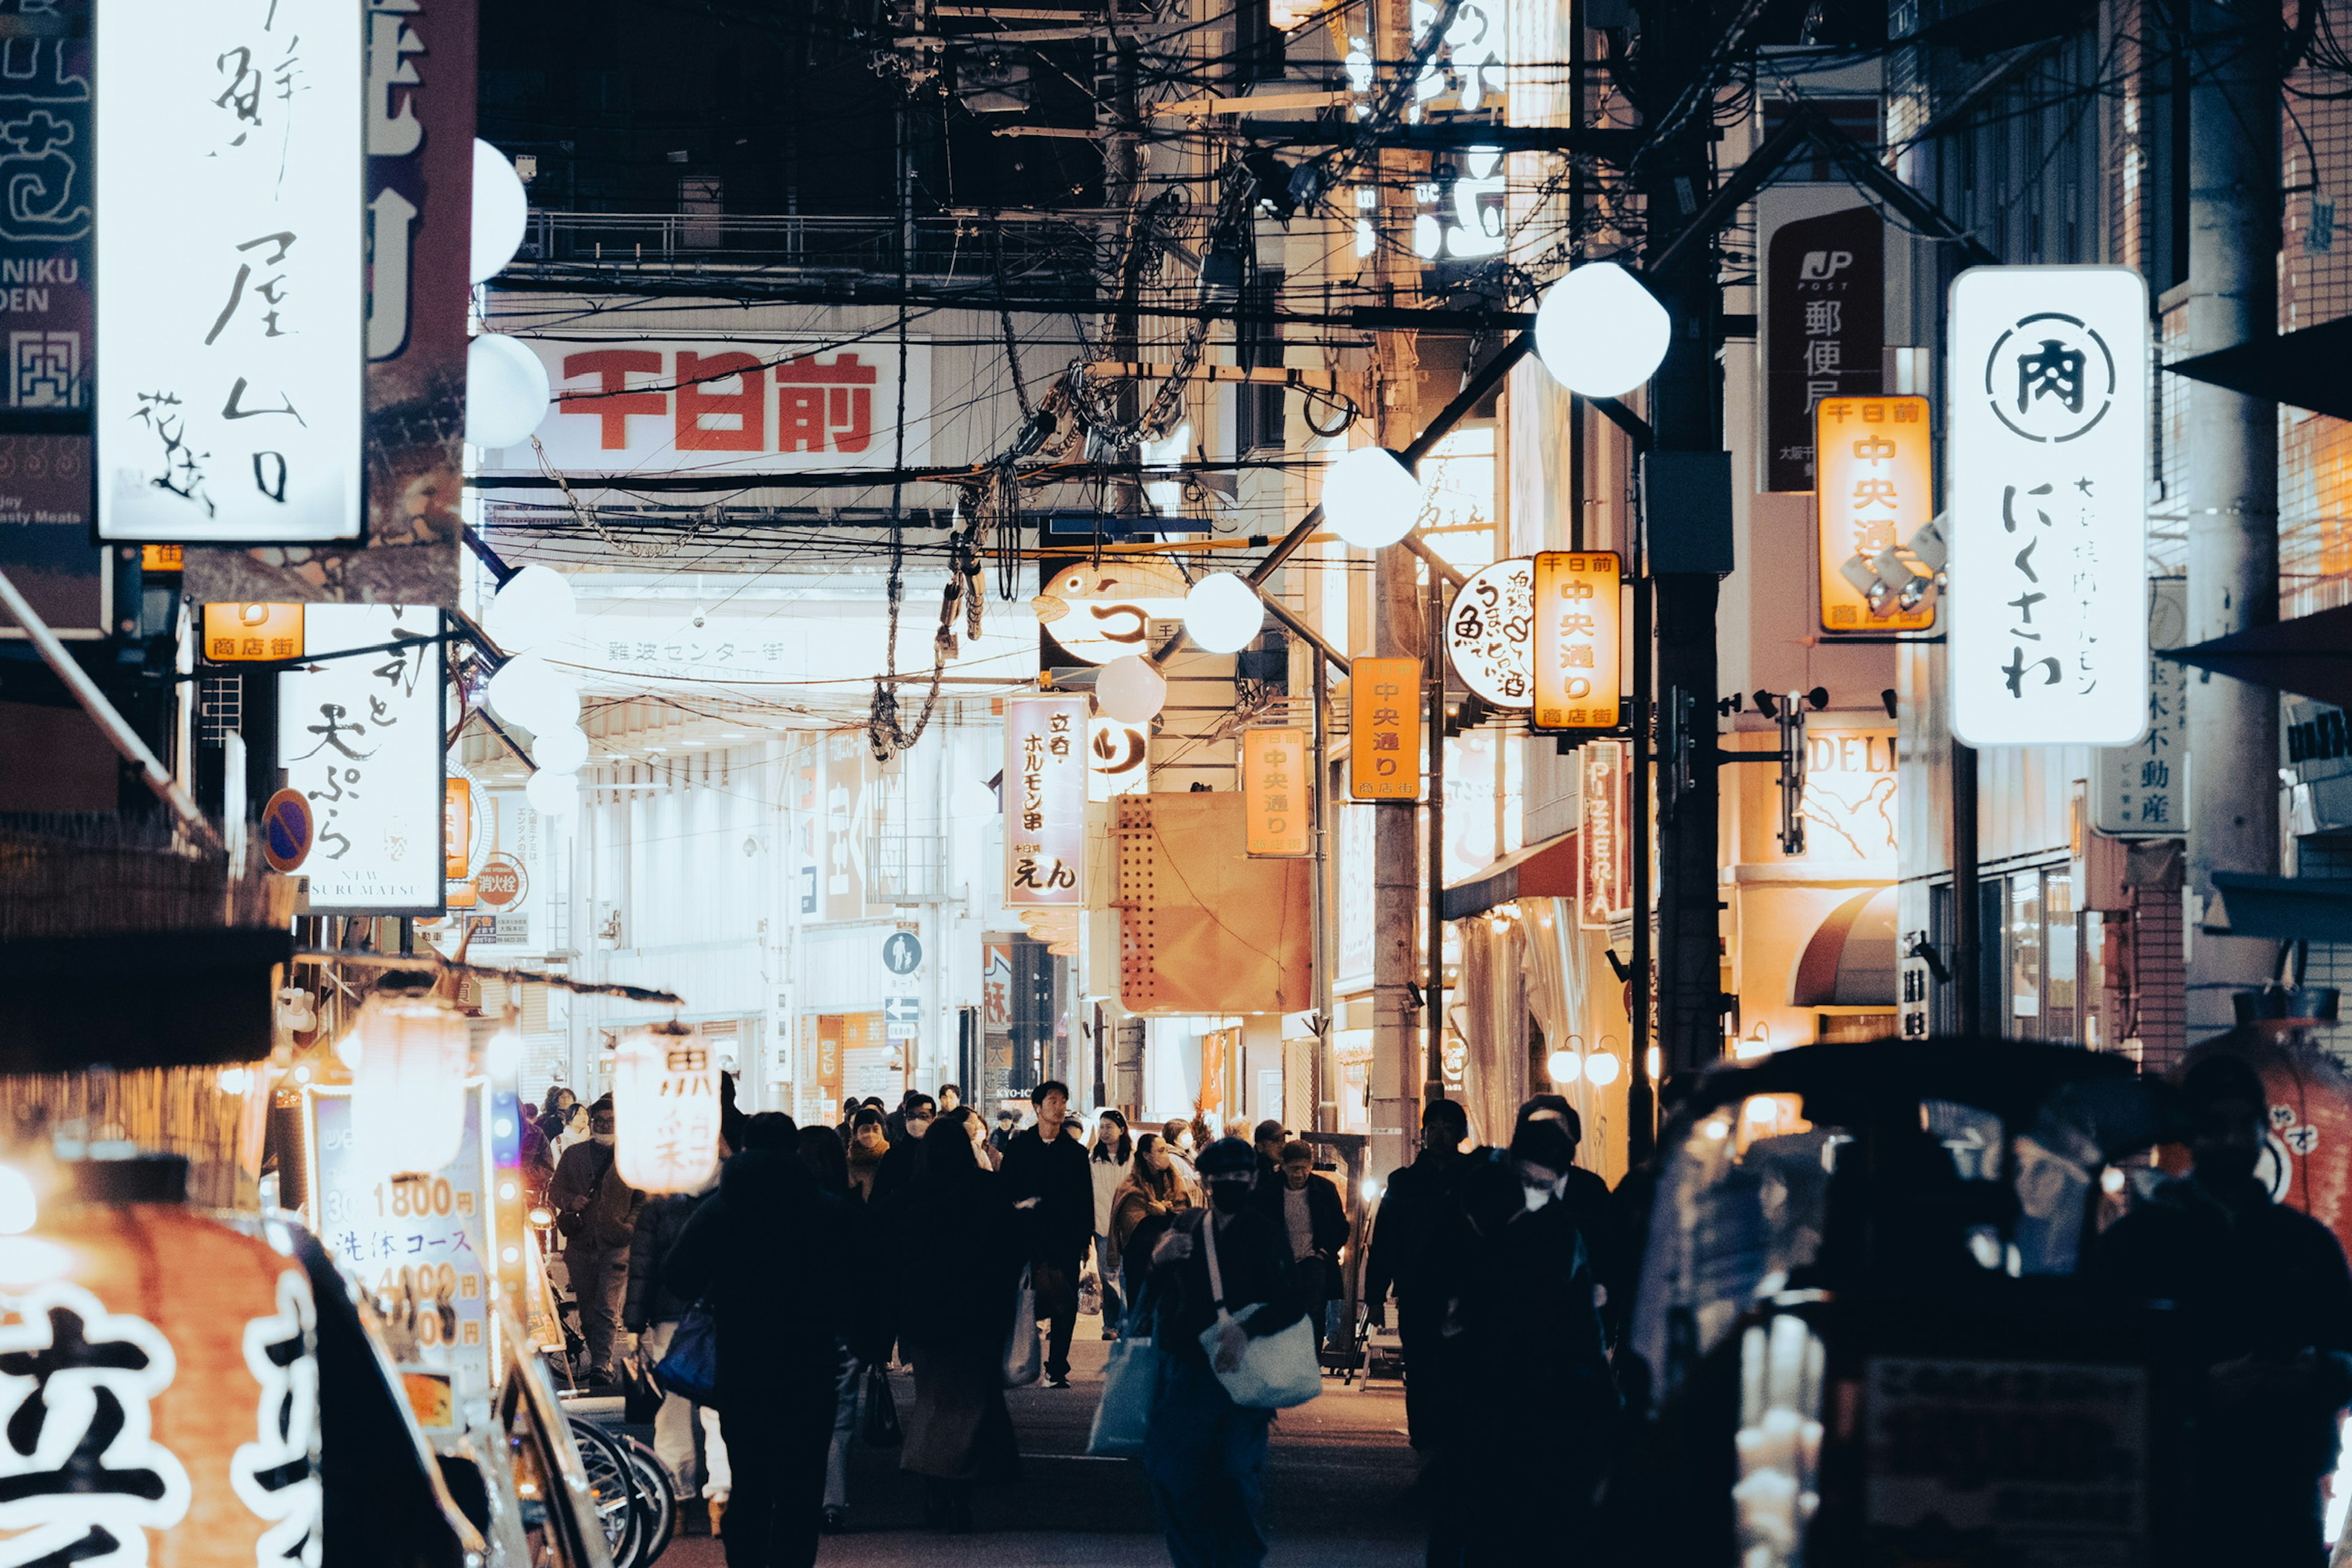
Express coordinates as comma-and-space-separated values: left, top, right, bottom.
1948, 266, 2150, 747
184, 0, 477, 603
1532, 551, 1623, 731
1578, 739, 1632, 930
1005, 693, 1087, 907
0, 0, 100, 638
1815, 396, 1936, 633
96, 0, 366, 543
1349, 657, 1422, 800
1765, 206, 1884, 492
277, 605, 446, 914
1243, 727, 1312, 856
443, 778, 472, 880
2094, 579, 2188, 835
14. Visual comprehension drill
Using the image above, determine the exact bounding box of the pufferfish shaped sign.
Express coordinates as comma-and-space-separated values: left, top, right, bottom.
1033, 558, 1189, 666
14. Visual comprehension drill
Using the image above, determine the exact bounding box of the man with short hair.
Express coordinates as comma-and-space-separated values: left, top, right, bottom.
870, 1093, 937, 1209
1251, 1120, 1287, 1188
998, 1080, 1095, 1388
550, 1095, 645, 1387
1365, 1098, 1477, 1449
1254, 1140, 1349, 1353
938, 1084, 962, 1114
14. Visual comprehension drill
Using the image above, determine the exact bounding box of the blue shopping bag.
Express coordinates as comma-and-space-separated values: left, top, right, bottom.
1085, 1336, 1161, 1457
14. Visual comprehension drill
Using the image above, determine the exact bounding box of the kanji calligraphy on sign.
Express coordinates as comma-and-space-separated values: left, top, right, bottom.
1948, 267, 2150, 747
1005, 694, 1087, 907
96, 0, 366, 542
1349, 657, 1422, 801
1578, 739, 1632, 930
2093, 580, 2187, 835
1243, 727, 1312, 856
1445, 557, 1535, 708
616, 1022, 722, 1195
1532, 552, 1622, 731
202, 601, 305, 663
1814, 396, 1936, 633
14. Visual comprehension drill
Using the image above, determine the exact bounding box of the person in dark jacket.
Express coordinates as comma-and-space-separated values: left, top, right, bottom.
549, 1095, 644, 1385
845, 1109, 890, 1202
1253, 1140, 1351, 1352
665, 1112, 857, 1568
869, 1096, 937, 1211
1423, 1117, 1618, 1566
895, 1114, 1024, 1531
627, 1170, 726, 1501
793, 1123, 868, 1532
1138, 1137, 1311, 1568
995, 1079, 1094, 1387
1515, 1094, 1625, 1340
2093, 1054, 2352, 1566
1364, 1097, 1478, 1447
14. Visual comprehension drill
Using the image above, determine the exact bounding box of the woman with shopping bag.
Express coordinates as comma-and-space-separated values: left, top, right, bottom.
1133, 1136, 1317, 1568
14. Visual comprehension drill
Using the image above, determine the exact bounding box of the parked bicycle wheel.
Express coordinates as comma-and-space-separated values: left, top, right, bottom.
612, 1433, 678, 1563
565, 1415, 644, 1568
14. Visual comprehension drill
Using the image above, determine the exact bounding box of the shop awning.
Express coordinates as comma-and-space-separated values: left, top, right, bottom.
2203, 872, 2352, 943
2165, 314, 2352, 422
1792, 886, 1899, 1006
1441, 829, 1577, 922
2163, 603, 2352, 710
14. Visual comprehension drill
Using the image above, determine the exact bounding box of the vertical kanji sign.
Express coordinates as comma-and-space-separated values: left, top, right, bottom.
1531, 552, 1622, 731
1765, 206, 1884, 492
1578, 739, 1632, 930
95, 0, 366, 542
1243, 727, 1312, 856
1949, 267, 2150, 747
2094, 579, 2188, 834
1349, 658, 1422, 801
1005, 694, 1087, 907
1815, 396, 1936, 633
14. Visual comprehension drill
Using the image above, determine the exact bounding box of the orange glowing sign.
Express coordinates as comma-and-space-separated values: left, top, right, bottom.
444, 778, 473, 881
1348, 657, 1422, 801
202, 601, 304, 663
1815, 395, 1934, 633
140, 543, 184, 573
1532, 552, 1621, 731
1243, 727, 1311, 856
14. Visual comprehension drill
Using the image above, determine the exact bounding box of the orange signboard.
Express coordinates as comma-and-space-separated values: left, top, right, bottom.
140, 543, 184, 573
1348, 657, 1422, 801
1243, 727, 1311, 856
1815, 395, 1935, 633
444, 778, 473, 880
1531, 552, 1621, 731
201, 601, 304, 663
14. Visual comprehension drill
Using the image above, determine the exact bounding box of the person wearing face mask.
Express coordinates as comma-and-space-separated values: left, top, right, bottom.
549, 1095, 646, 1387
870, 1093, 937, 1210
1423, 1116, 1616, 1567
1364, 1098, 1480, 1450
1138, 1137, 1310, 1568
2092, 1054, 2352, 1565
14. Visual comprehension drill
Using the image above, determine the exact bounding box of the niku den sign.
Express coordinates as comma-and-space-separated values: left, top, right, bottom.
96, 0, 366, 543
1947, 266, 2150, 748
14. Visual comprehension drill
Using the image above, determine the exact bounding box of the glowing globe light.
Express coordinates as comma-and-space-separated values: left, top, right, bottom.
526, 769, 579, 818
486, 652, 579, 734
1532, 262, 1672, 398
1095, 655, 1167, 723
533, 723, 590, 775
1584, 1051, 1622, 1087
484, 563, 576, 654
466, 332, 552, 449
1322, 447, 1424, 549
472, 139, 530, 285
1183, 572, 1266, 654
1547, 1048, 1580, 1085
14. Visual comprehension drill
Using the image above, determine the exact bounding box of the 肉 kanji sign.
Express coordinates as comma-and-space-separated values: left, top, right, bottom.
1948, 267, 2149, 748
480, 338, 931, 476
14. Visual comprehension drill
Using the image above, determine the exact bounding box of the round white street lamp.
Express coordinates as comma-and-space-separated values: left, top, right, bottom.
532, 723, 590, 775
1095, 654, 1168, 723
1321, 446, 1424, 549
1532, 261, 1673, 398
526, 768, 580, 818
486, 652, 581, 734
1183, 572, 1265, 654
484, 563, 577, 654
466, 333, 552, 449
472, 139, 530, 285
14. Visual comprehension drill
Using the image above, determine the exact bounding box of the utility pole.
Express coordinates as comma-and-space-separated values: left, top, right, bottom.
2182, 0, 2280, 1031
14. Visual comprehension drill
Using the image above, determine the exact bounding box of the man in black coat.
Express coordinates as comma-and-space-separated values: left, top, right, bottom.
1253, 1140, 1351, 1352
626, 1176, 718, 1496
666, 1113, 859, 1568
549, 1095, 644, 1386
1515, 1093, 1624, 1341
1364, 1097, 1478, 1448
995, 1079, 1093, 1388
870, 1095, 937, 1210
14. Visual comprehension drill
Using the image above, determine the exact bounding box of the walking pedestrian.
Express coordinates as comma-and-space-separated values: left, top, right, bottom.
794, 1125, 871, 1534
1089, 1110, 1133, 1340
1514, 1094, 1624, 1340
870, 1095, 936, 1210
1112, 1133, 1193, 1305
521, 1112, 556, 1219
997, 1079, 1094, 1389
665, 1112, 859, 1568
549, 1095, 643, 1386
845, 1109, 890, 1202
550, 1101, 590, 1159
1161, 1118, 1203, 1197
1364, 1097, 1477, 1449
1137, 1136, 1310, 1568
895, 1114, 1023, 1531
1251, 1119, 1287, 1186
989, 1107, 1020, 1159
1254, 1140, 1349, 1354
627, 1145, 733, 1518
938, 1084, 963, 1115
542, 1085, 579, 1123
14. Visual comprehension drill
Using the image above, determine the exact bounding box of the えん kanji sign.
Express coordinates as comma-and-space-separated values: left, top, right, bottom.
1948, 266, 2149, 748
1004, 694, 1087, 908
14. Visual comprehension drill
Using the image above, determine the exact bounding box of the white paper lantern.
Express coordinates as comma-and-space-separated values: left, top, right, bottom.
1095, 655, 1167, 723
532, 724, 590, 774
1532, 262, 1672, 398
484, 563, 577, 654
466, 333, 552, 450
1322, 447, 1424, 549
486, 652, 579, 733
472, 139, 530, 285
350, 992, 470, 1179
526, 769, 579, 818
1183, 573, 1265, 654
614, 1022, 721, 1194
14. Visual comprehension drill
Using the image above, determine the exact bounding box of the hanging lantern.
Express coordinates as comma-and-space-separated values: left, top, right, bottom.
614, 1022, 721, 1194
349, 991, 470, 1179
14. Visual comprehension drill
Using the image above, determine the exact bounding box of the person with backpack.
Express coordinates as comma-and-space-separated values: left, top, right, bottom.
550, 1095, 644, 1387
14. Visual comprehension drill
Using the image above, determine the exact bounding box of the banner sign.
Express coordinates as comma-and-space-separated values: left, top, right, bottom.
2094, 579, 2188, 835
1532, 551, 1622, 732
1578, 739, 1632, 930
96, 0, 366, 543
1815, 396, 1936, 633
1948, 266, 2150, 747
481, 338, 931, 478
1765, 206, 1883, 492
202, 601, 305, 663
1004, 693, 1087, 907
1446, 556, 1535, 708
277, 605, 446, 914
1349, 657, 1422, 801
1243, 726, 1311, 856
